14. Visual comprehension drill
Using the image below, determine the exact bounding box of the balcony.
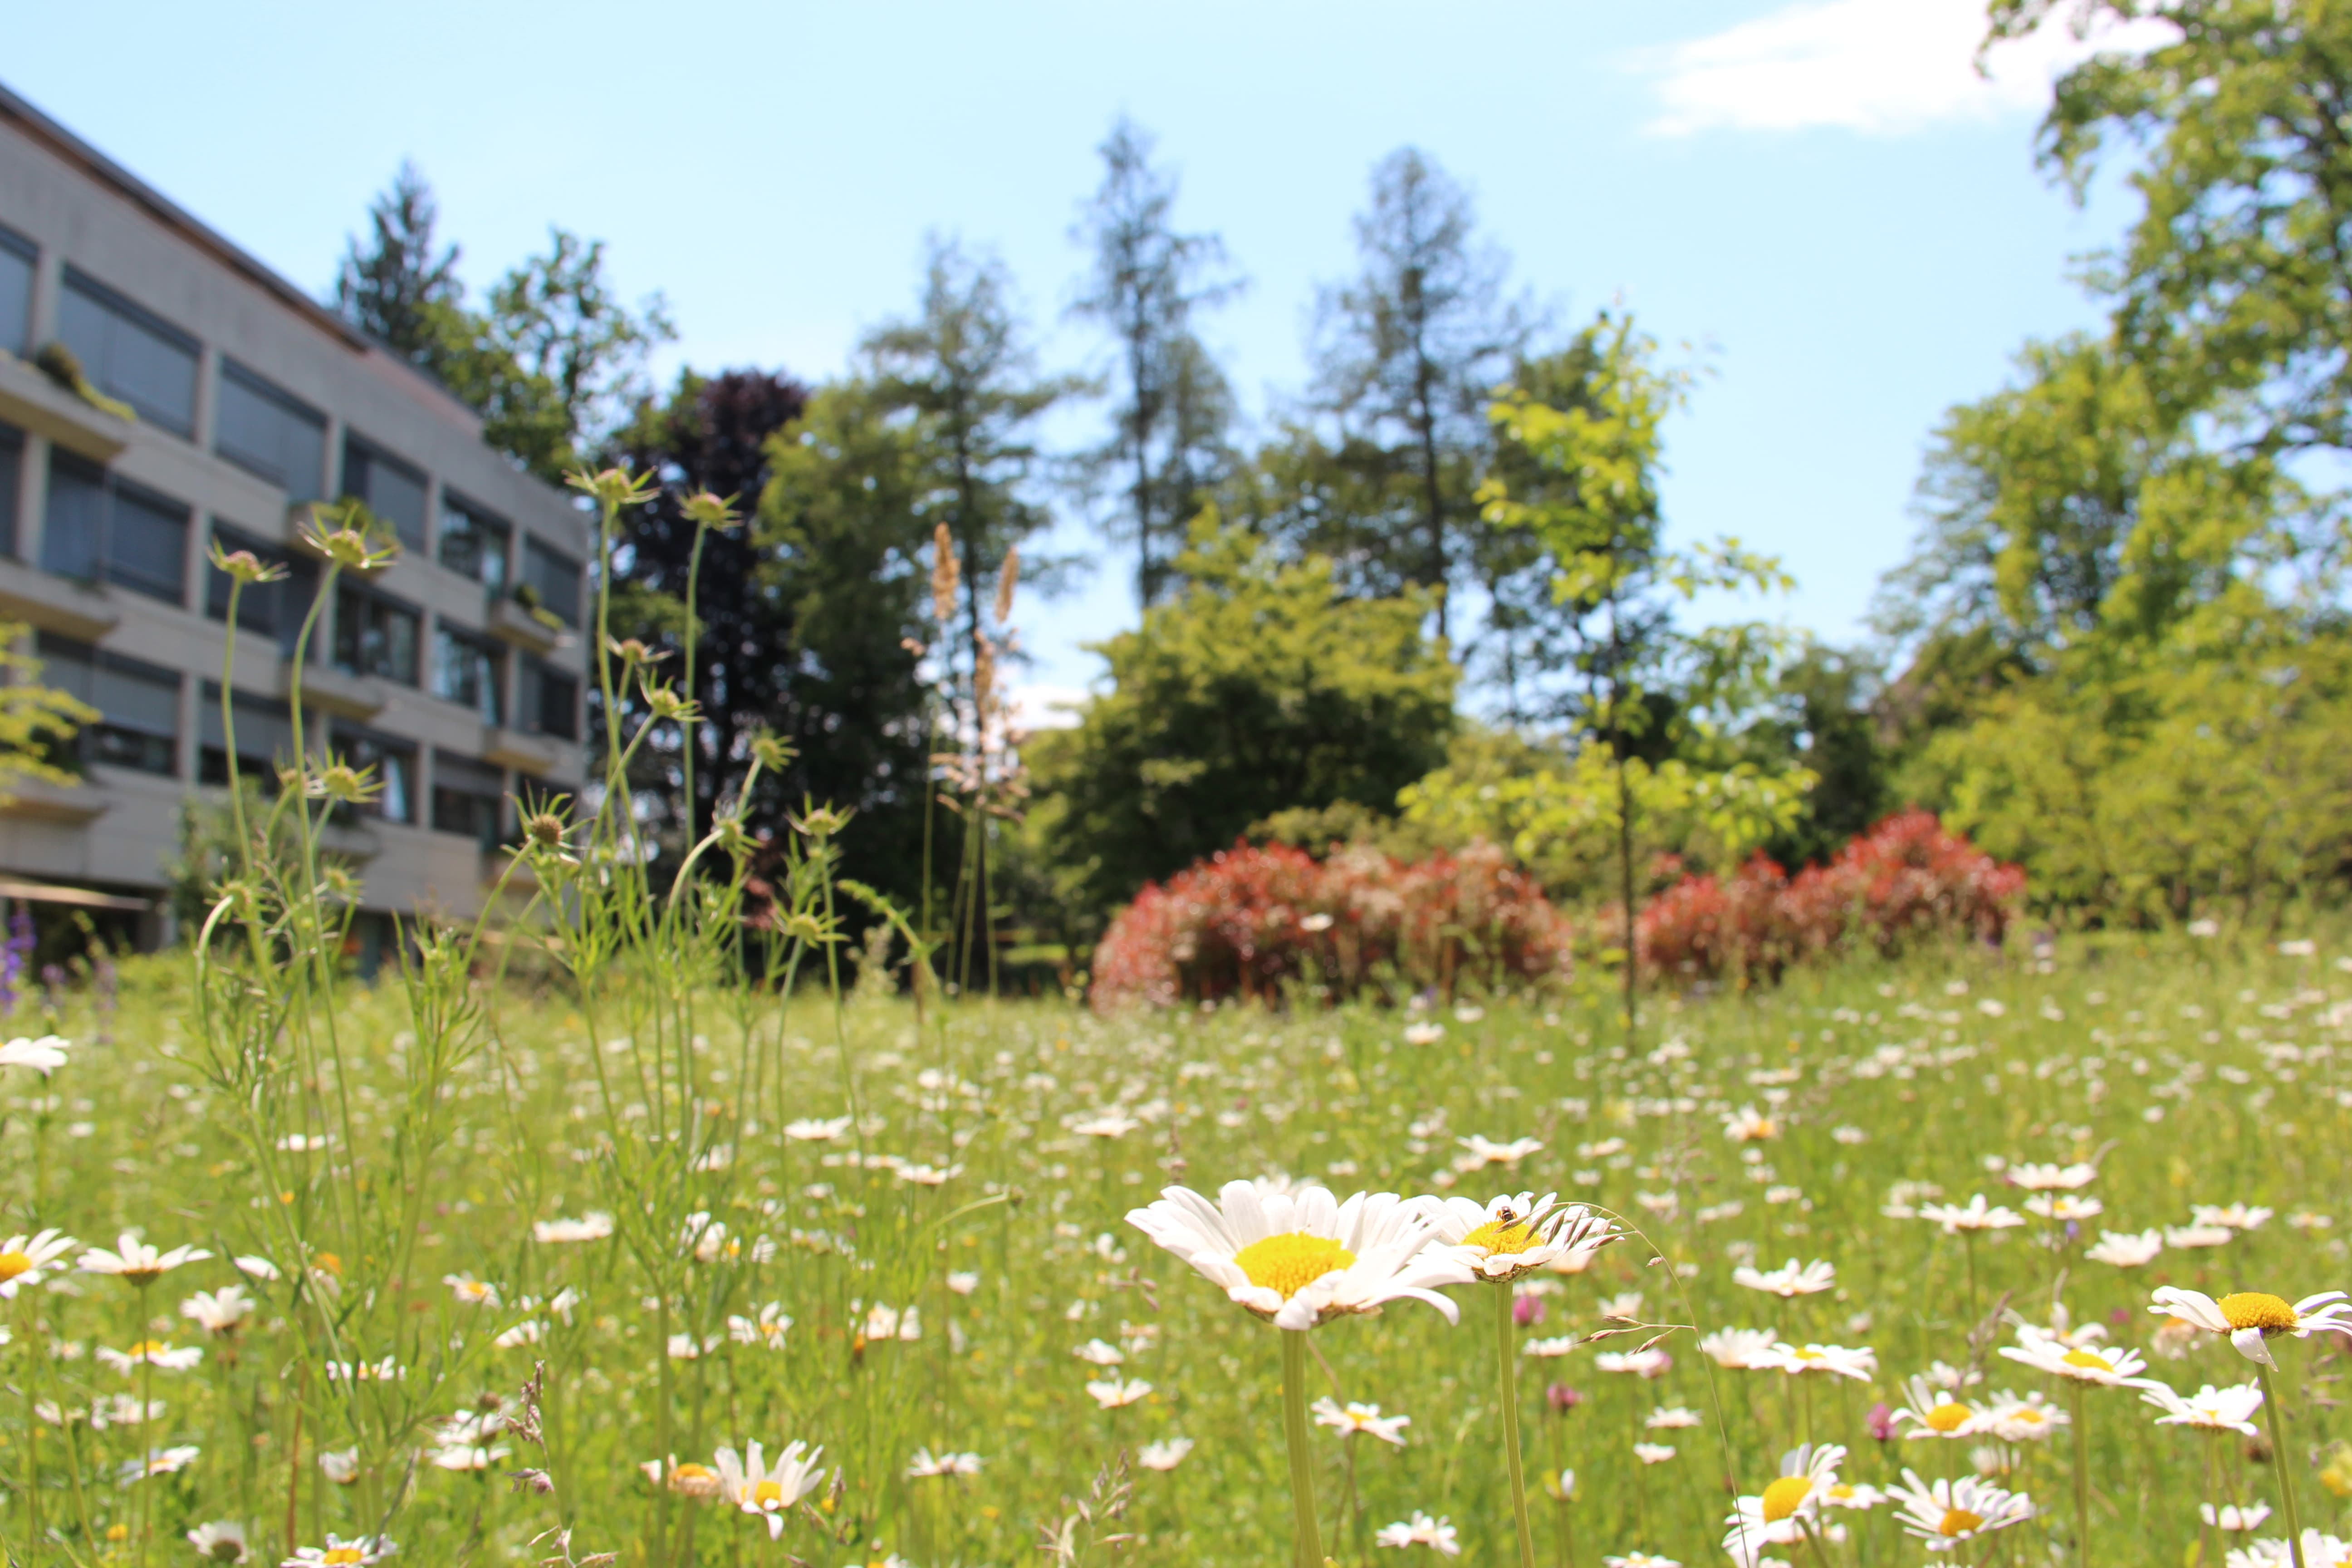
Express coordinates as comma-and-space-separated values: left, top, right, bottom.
275, 659, 388, 720
486, 595, 568, 655
481, 725, 569, 778
316, 820, 382, 862
0, 557, 118, 640
0, 773, 110, 823
0, 353, 134, 463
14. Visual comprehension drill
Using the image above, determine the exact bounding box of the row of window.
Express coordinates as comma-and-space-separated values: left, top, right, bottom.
33, 632, 541, 848
0, 224, 582, 615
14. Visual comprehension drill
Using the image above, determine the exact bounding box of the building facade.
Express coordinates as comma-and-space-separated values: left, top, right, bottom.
0, 83, 589, 949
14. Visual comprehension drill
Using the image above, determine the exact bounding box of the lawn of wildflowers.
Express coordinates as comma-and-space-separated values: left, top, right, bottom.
2, 926, 2347, 1568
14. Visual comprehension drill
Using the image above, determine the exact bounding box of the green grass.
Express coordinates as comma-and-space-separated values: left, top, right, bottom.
3, 927, 2347, 1568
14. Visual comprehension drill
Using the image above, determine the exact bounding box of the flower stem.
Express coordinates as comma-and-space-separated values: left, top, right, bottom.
2255, 1358, 2304, 1568
1280, 1329, 1324, 1568
1498, 1284, 1538, 1568
2069, 1380, 2090, 1568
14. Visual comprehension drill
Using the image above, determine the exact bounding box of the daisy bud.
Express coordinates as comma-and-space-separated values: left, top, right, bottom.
1546, 1383, 1582, 1414
1514, 1295, 1545, 1328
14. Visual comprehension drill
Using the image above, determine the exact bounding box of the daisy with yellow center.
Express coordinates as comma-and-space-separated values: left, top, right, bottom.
1888, 1470, 2034, 1551
281, 1536, 396, 1566
1724, 1443, 1846, 1563
1127, 1181, 1473, 1568
0, 1229, 77, 1299
712, 1439, 826, 1540
77, 1233, 213, 1286
2152, 1287, 2352, 1568
2002, 1321, 2144, 1567
1891, 1376, 1982, 1440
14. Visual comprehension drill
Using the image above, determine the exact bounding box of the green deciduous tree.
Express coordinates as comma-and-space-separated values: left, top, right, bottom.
1028, 513, 1458, 921
1987, 0, 2352, 456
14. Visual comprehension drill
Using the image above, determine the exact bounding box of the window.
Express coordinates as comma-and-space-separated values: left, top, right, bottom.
0, 421, 21, 558
198, 682, 301, 788
38, 632, 180, 777
330, 725, 415, 824
439, 491, 510, 590
56, 268, 198, 436
0, 226, 32, 360
433, 622, 505, 725
521, 536, 582, 627
517, 655, 579, 741
215, 360, 325, 501
431, 750, 507, 849
333, 585, 420, 686
205, 524, 320, 659
340, 434, 427, 554
41, 451, 190, 604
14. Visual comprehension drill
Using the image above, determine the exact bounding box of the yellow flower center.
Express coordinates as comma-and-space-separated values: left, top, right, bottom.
1760, 1476, 1813, 1523
1938, 1508, 1985, 1538
0, 1251, 31, 1283
1233, 1233, 1356, 1299
2012, 1408, 2046, 1426
2061, 1350, 2112, 1371
126, 1341, 166, 1358
1926, 1402, 1973, 1433
675, 1464, 715, 1480
1462, 1217, 1544, 1256
751, 1479, 784, 1507
2218, 1293, 2298, 1334
323, 1551, 364, 1566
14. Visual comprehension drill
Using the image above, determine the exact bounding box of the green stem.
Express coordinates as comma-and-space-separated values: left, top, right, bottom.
2255, 1358, 2304, 1568
1280, 1329, 1324, 1568
1497, 1285, 1537, 1568
2070, 1381, 2090, 1568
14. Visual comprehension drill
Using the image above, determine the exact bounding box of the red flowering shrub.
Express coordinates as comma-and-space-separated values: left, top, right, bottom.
1637, 813, 2025, 984
1089, 839, 1573, 1011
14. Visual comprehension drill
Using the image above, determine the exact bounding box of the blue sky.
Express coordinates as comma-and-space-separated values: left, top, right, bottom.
7, 0, 2150, 712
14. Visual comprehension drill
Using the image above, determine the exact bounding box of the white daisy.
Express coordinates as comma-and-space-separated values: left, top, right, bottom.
1429, 1191, 1618, 1283
904, 1447, 982, 1479
279, 1534, 395, 1565
1633, 1441, 1677, 1464
1761, 1342, 1877, 1382
2006, 1162, 2097, 1192
1646, 1406, 1702, 1430
2167, 1225, 2239, 1249
1732, 1259, 1836, 1298
0, 1229, 78, 1298
441, 1274, 500, 1308
1084, 1377, 1152, 1409
1068, 1110, 1141, 1140
181, 1286, 256, 1335
531, 1213, 613, 1245
2024, 1194, 2104, 1222
1976, 1390, 2068, 1443
2204, 1503, 2273, 1532
1594, 1348, 1674, 1378
1312, 1397, 1411, 1446
1375, 1511, 1460, 1554
2085, 1230, 2164, 1267
1918, 1196, 2025, 1234
1453, 1134, 1544, 1170
2149, 1287, 2352, 1367
1722, 1105, 1779, 1142
78, 1232, 213, 1284
2192, 1205, 2275, 1233
727, 1303, 793, 1351
119, 1444, 201, 1482
1524, 1335, 1581, 1359
1136, 1437, 1194, 1471
1723, 1443, 1845, 1562
187, 1520, 249, 1562
1071, 1338, 1124, 1367
98, 1340, 203, 1373
1126, 1181, 1474, 1330
2225, 1532, 2352, 1568
1603, 1555, 1681, 1568
1700, 1327, 1781, 1369
1890, 1376, 1983, 1440
318, 1448, 359, 1485
2136, 1380, 2265, 1435
782, 1116, 854, 1142
0, 1035, 72, 1073
1998, 1328, 2147, 1386
713, 1439, 826, 1540
1888, 1470, 2034, 1551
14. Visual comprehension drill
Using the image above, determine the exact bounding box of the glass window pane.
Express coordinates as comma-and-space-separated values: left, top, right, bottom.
40, 451, 104, 581
0, 423, 21, 559
0, 228, 31, 360
93, 655, 179, 737
522, 537, 581, 626
439, 492, 510, 589
106, 481, 190, 604
342, 436, 427, 553
215, 361, 325, 501
58, 271, 198, 436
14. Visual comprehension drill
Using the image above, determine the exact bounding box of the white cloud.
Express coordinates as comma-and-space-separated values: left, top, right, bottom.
1009, 683, 1088, 733
1637, 0, 2174, 137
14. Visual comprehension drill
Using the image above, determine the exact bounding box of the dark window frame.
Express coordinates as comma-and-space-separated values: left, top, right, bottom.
57, 266, 200, 437
332, 581, 422, 686
520, 535, 583, 627
0, 420, 22, 559
204, 521, 320, 659
430, 749, 508, 848
0, 225, 33, 361
328, 722, 417, 825
40, 451, 190, 605
339, 431, 429, 554
36, 632, 181, 778
214, 358, 327, 500
431, 619, 505, 725
518, 654, 580, 742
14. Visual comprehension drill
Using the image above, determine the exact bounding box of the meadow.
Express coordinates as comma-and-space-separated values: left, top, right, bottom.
4, 483, 2346, 1568
3, 922, 2347, 1568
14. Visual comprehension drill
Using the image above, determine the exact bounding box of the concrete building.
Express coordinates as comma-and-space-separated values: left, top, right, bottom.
0, 82, 589, 951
